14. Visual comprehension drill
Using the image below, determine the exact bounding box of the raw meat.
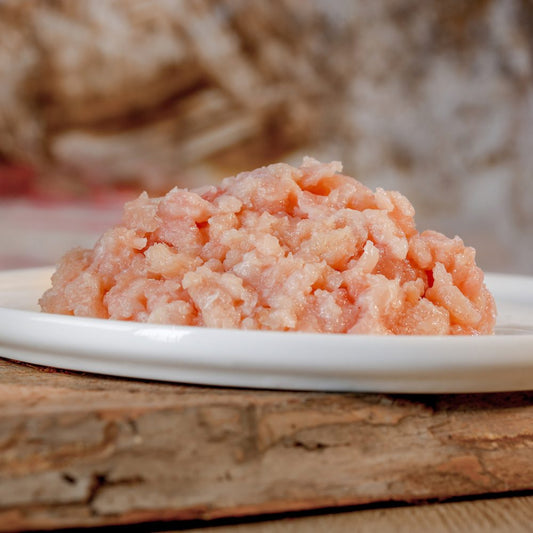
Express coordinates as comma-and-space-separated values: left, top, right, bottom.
40, 158, 496, 335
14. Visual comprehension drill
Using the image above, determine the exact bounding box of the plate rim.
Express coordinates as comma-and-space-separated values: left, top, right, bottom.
0, 266, 532, 393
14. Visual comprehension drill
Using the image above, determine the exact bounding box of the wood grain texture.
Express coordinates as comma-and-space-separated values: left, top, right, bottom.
0, 358, 532, 531
197, 495, 533, 533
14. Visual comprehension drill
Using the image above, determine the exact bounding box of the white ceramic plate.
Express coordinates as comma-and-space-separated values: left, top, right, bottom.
0, 267, 532, 393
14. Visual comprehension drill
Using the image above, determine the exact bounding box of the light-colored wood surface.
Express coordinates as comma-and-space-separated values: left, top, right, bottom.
0, 358, 532, 531
195, 495, 533, 533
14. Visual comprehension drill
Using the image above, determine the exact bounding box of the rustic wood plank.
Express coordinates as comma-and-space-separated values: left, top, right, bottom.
0, 358, 532, 531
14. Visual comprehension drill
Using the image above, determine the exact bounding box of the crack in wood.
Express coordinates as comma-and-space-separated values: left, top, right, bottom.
446, 433, 533, 451
87, 471, 146, 515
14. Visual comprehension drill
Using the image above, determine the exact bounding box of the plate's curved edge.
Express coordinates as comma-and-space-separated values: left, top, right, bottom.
2, 345, 531, 394
0, 267, 532, 393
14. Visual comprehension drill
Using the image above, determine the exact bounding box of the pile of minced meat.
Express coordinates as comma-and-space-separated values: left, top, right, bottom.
40, 158, 496, 335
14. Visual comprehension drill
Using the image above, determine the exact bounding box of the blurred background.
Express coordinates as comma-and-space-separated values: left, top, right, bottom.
0, 0, 532, 274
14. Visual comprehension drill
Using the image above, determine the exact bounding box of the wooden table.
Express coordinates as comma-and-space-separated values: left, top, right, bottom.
0, 358, 532, 532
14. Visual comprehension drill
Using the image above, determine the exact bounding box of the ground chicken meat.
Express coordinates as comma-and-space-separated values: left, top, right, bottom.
40, 158, 496, 335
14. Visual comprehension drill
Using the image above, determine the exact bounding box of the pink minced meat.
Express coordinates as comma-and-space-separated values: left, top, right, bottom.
40, 158, 496, 335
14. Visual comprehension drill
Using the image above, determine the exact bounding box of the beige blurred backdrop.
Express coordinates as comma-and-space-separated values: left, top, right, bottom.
0, 0, 532, 274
